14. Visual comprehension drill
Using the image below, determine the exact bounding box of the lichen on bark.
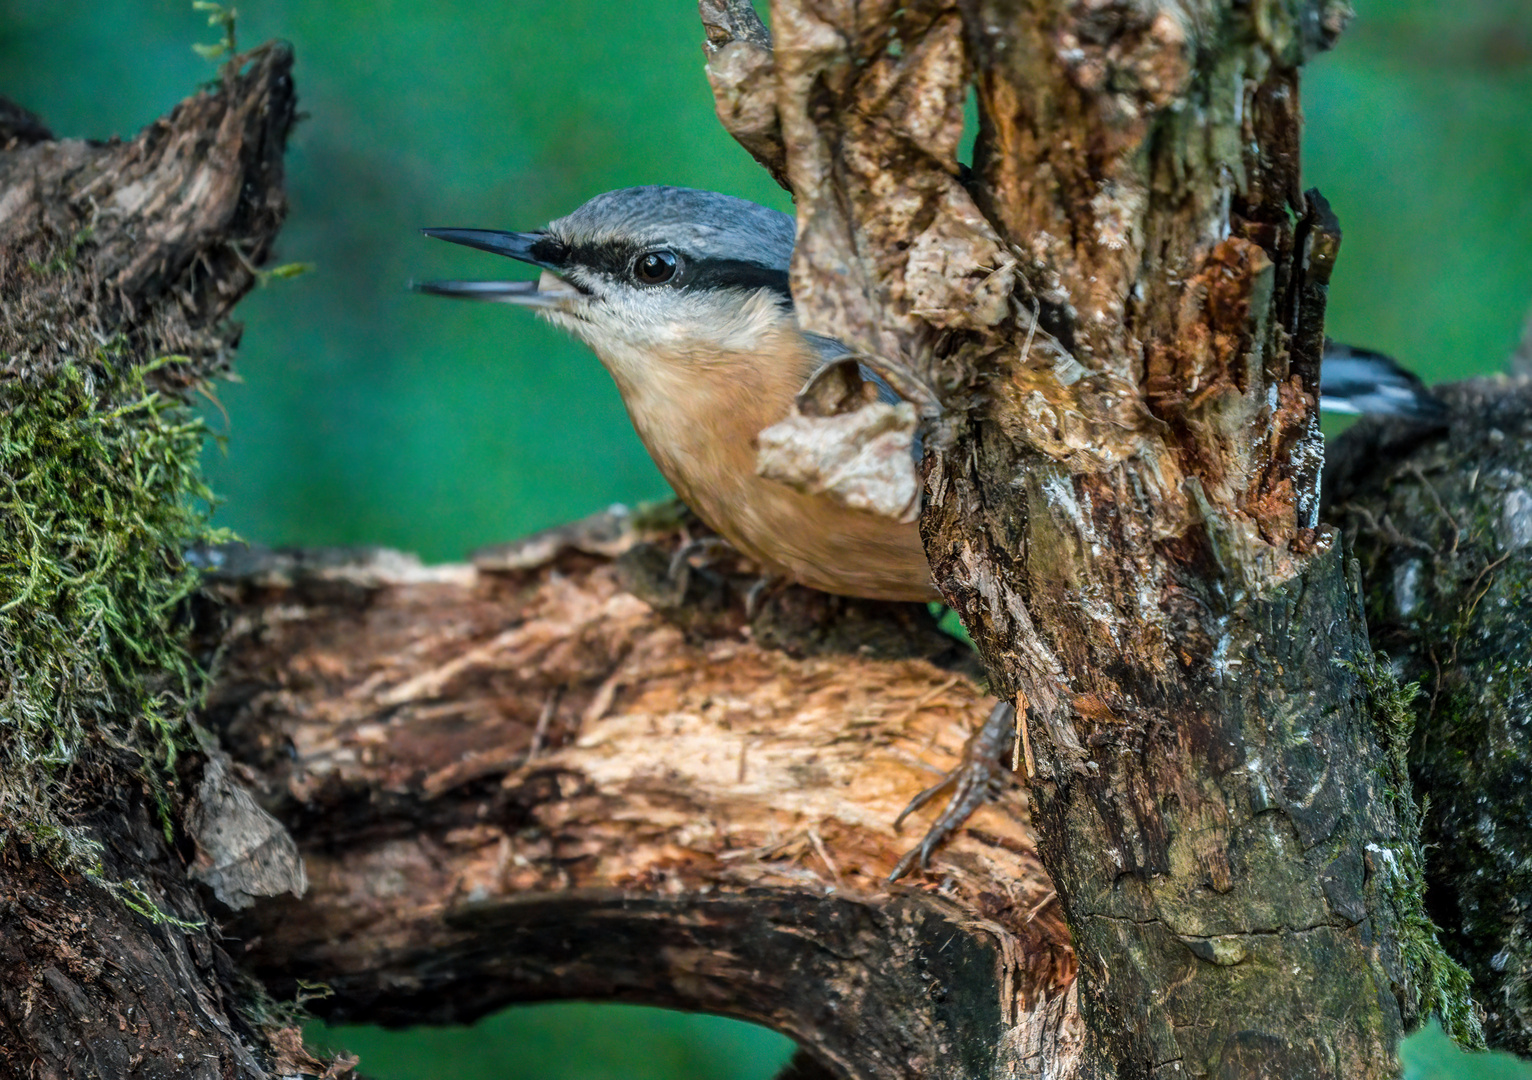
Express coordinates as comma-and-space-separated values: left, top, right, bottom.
1345, 650, 1482, 1048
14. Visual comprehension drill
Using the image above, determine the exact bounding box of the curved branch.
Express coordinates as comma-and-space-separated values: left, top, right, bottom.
207, 513, 1078, 1078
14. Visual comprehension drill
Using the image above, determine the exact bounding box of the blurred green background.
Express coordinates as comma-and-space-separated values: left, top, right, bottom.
3, 0, 1530, 1076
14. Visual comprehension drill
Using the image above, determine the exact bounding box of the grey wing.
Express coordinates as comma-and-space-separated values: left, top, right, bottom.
800, 332, 899, 403
1320, 341, 1446, 421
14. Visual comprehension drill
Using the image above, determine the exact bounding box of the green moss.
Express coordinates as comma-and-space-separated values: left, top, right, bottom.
26, 225, 94, 277
1350, 653, 1487, 1050
116, 878, 207, 930
0, 347, 223, 867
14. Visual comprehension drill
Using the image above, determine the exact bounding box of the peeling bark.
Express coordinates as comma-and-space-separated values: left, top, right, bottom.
700, 0, 789, 189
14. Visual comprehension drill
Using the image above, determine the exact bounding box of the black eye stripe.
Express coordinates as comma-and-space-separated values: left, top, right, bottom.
543, 239, 791, 302
687, 259, 791, 301
528, 236, 570, 267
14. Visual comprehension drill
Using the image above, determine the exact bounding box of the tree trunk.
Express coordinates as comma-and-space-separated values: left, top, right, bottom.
706, 0, 1456, 1075
4, 7, 1526, 1080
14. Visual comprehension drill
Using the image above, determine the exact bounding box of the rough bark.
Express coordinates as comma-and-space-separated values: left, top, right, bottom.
0, 53, 290, 380
703, 0, 1430, 1076
186, 374, 1532, 1080
0, 46, 330, 1080
1328, 373, 1532, 1056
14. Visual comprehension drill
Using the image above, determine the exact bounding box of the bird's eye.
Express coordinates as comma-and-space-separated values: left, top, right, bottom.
633, 250, 679, 285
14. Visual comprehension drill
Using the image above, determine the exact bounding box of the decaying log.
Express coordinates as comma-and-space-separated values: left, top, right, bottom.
202, 366, 1532, 1077
202, 370, 1532, 1080
207, 512, 1078, 1078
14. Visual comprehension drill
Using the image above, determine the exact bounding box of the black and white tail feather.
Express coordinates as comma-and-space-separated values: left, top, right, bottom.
1320, 340, 1446, 420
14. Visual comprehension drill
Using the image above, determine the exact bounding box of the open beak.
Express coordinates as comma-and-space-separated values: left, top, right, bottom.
413, 228, 581, 308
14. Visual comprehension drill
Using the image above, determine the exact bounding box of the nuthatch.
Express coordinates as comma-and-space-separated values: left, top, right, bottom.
419, 186, 934, 603
418, 185, 1445, 875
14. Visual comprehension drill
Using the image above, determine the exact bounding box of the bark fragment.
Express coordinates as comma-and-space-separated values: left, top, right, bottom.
758, 395, 922, 523
186, 754, 309, 911
700, 0, 789, 189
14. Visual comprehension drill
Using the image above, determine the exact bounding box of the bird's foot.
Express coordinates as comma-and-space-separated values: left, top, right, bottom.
743, 573, 789, 620
668, 535, 735, 581
888, 700, 1016, 882
661, 534, 737, 601
667, 538, 790, 621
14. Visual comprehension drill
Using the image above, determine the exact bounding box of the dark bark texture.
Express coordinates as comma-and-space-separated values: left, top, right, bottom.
1328, 374, 1532, 1057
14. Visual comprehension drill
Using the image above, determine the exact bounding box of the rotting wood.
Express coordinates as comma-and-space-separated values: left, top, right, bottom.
208, 510, 1079, 1079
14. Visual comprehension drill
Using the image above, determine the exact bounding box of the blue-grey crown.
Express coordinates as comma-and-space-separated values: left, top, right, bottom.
548, 186, 796, 272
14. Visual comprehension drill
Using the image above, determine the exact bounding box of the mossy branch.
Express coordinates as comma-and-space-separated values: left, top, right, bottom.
1, 44, 308, 1077
0, 346, 221, 864
1348, 652, 1484, 1048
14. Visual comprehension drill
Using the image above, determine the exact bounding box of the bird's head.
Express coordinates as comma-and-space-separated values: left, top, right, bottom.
417, 186, 799, 389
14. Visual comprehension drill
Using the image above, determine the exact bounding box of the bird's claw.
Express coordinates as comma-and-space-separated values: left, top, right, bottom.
663, 535, 736, 600
888, 700, 1016, 882
743, 574, 787, 620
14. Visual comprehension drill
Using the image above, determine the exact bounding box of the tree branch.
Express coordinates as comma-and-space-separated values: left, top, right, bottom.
1328, 374, 1532, 1055
0, 44, 314, 1079
208, 513, 1079, 1078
